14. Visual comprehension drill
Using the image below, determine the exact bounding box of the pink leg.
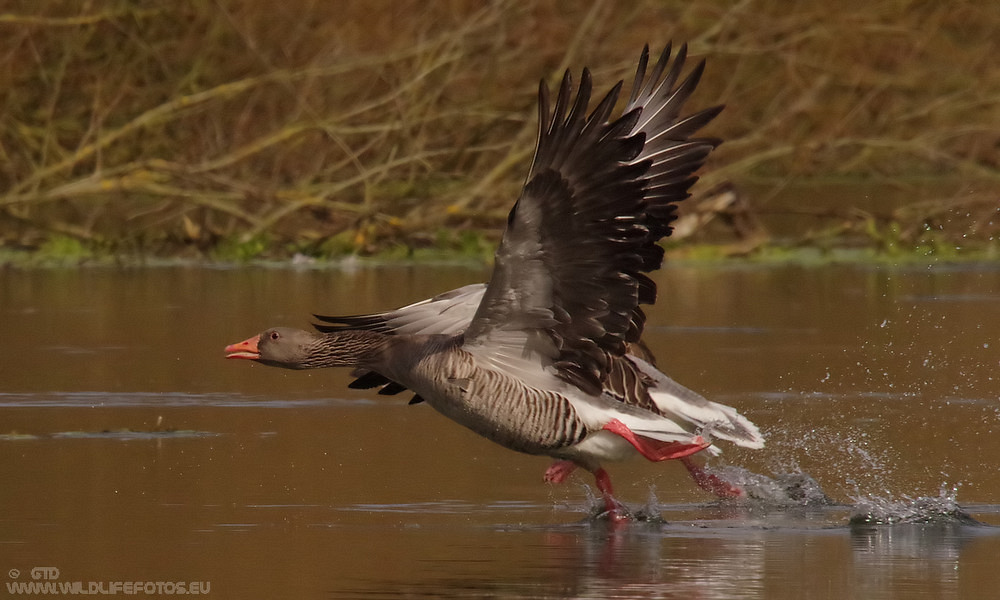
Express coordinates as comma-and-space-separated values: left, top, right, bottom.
592, 468, 629, 522
543, 460, 578, 484
602, 419, 710, 461
681, 456, 745, 499
544, 461, 629, 522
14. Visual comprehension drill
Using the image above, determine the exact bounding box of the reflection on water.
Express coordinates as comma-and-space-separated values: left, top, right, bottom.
1, 263, 999, 598
849, 524, 971, 600
307, 508, 993, 600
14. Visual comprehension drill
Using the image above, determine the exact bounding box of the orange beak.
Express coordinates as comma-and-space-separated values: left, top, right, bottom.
224, 335, 261, 360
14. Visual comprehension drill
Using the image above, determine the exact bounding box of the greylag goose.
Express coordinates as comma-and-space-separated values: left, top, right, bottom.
225, 44, 765, 519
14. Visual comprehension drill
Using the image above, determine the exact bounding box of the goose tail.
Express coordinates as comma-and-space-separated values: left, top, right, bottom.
632, 356, 765, 451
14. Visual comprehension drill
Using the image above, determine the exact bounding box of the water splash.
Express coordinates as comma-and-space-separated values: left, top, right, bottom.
715, 465, 833, 506
575, 485, 667, 524
849, 484, 982, 526
632, 487, 668, 523
756, 421, 903, 500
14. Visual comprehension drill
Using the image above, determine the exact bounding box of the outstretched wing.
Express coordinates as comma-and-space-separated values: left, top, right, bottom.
313, 283, 657, 400
464, 44, 721, 395
313, 284, 487, 398
313, 283, 486, 337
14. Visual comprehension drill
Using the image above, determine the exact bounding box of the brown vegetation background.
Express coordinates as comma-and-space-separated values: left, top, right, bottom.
1, 0, 998, 259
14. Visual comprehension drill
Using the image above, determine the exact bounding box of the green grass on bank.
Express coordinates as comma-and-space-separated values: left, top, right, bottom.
1, 1, 997, 260
2, 232, 996, 270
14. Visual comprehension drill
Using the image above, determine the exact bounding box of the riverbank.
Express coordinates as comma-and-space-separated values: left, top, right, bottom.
3, 237, 997, 270
2, 2, 997, 261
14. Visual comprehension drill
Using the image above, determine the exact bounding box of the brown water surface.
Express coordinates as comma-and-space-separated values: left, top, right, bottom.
2, 263, 999, 598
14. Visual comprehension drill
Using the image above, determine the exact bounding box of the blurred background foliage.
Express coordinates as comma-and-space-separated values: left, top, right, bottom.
1, 0, 997, 260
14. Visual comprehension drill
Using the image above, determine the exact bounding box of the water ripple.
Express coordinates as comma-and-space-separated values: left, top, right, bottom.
0, 391, 373, 408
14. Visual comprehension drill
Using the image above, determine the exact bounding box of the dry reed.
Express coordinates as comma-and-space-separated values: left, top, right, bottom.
1, 0, 997, 258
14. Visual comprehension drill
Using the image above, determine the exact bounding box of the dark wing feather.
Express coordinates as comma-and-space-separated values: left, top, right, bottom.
464, 44, 721, 395
347, 370, 394, 389
625, 44, 724, 234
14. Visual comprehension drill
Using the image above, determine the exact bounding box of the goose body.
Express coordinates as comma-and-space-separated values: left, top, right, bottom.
226, 44, 764, 518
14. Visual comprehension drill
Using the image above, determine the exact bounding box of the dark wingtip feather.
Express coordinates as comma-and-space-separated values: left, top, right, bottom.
549, 69, 574, 135
537, 79, 551, 134
377, 382, 408, 395
627, 44, 652, 106
590, 79, 624, 127
348, 371, 391, 389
